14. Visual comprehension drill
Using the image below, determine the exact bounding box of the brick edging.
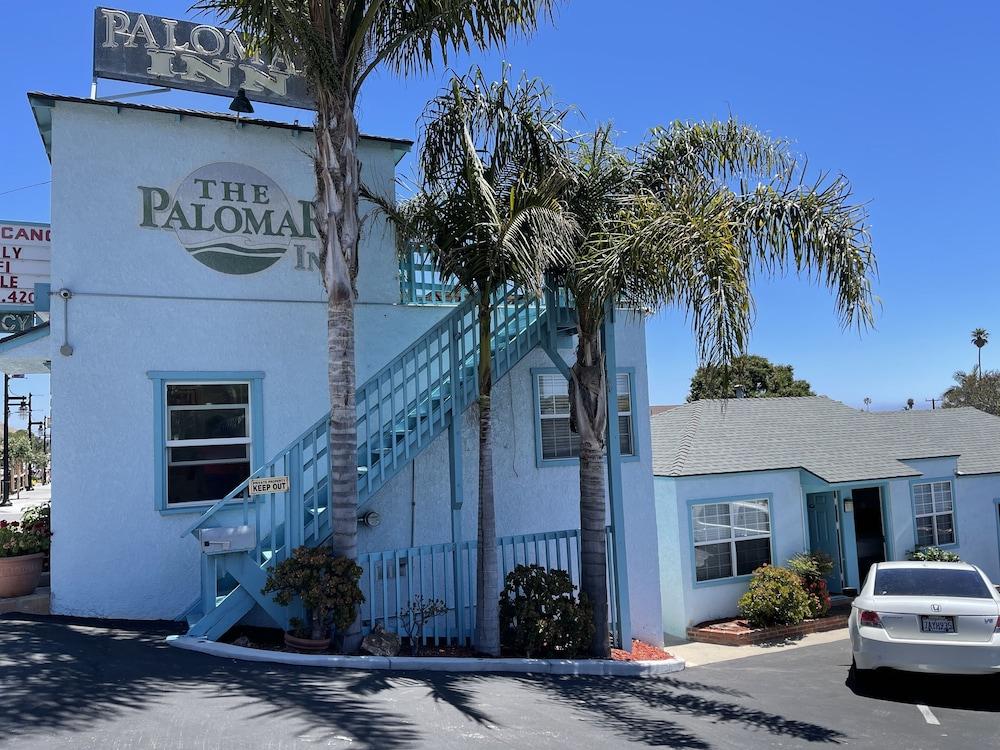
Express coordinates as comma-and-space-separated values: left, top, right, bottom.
687, 614, 848, 647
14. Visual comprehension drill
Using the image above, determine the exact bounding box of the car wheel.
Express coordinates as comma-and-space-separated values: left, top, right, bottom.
851, 658, 875, 689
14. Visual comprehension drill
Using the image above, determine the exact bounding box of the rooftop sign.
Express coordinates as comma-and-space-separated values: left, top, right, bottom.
0, 222, 50, 311
92, 7, 314, 110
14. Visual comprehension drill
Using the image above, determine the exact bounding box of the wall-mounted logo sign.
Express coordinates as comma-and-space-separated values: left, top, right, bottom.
93, 7, 314, 110
139, 162, 317, 275
0, 222, 50, 310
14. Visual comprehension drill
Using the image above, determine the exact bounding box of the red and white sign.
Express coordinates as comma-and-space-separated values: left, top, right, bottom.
0, 221, 50, 309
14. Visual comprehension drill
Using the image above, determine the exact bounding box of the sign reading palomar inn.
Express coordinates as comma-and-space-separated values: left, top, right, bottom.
0, 222, 50, 309
93, 7, 314, 109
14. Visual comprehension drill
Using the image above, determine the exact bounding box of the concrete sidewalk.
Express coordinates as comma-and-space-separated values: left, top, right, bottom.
0, 483, 50, 523
664, 627, 849, 668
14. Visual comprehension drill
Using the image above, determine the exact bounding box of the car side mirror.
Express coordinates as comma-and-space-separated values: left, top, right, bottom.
842, 587, 859, 598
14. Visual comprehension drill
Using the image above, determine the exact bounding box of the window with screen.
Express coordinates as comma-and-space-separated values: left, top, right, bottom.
692, 498, 772, 582
912, 480, 955, 547
535, 371, 635, 462
165, 382, 252, 505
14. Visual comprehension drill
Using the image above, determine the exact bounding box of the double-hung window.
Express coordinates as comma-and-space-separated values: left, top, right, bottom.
165, 382, 253, 505
692, 498, 771, 582
535, 371, 635, 462
912, 480, 955, 547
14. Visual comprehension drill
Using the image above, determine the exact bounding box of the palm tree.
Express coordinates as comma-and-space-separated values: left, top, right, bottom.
369, 69, 575, 655
194, 0, 560, 651
971, 328, 989, 374
558, 120, 876, 655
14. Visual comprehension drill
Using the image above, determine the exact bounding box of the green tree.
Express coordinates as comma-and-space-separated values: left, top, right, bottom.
195, 0, 560, 651
943, 368, 1000, 415
688, 354, 815, 401
557, 119, 874, 654
971, 328, 989, 374
370, 69, 575, 655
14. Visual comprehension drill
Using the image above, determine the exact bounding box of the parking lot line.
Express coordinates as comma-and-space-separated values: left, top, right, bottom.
916, 704, 940, 725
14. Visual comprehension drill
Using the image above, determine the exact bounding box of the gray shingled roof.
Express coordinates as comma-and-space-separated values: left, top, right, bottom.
651, 396, 1000, 483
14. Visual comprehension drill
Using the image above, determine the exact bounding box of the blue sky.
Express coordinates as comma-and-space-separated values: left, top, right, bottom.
2, 1, 998, 413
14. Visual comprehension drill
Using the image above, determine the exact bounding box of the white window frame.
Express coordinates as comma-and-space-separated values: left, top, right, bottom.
533, 369, 636, 465
164, 380, 253, 506
691, 497, 772, 583
912, 480, 956, 548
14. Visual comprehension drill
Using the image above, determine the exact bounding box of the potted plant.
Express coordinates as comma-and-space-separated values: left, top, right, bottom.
262, 545, 365, 652
0, 504, 51, 598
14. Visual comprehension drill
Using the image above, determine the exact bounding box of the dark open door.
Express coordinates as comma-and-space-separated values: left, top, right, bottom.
852, 487, 886, 584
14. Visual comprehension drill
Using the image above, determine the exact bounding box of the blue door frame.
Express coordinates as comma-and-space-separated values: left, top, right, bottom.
804, 482, 892, 591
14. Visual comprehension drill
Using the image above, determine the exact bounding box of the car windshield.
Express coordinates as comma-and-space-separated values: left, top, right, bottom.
874, 568, 992, 598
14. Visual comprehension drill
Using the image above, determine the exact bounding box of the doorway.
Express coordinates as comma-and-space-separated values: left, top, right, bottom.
806, 492, 843, 592
852, 487, 886, 584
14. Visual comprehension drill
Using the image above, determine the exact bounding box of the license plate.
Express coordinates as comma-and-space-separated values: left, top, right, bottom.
920, 615, 955, 633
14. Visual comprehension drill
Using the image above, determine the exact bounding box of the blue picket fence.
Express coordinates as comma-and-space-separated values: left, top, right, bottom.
359, 526, 619, 647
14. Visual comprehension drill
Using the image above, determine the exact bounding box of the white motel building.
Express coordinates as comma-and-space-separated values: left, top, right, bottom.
9, 8, 1000, 649
5, 89, 663, 647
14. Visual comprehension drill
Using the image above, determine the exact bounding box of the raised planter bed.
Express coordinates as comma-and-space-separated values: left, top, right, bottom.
687, 607, 849, 647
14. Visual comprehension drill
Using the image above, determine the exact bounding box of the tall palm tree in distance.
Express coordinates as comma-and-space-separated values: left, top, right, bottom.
971, 328, 989, 374
557, 119, 876, 654
193, 0, 560, 651
369, 69, 576, 655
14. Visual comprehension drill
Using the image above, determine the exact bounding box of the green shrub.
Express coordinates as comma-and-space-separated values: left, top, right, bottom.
787, 552, 834, 618
499, 564, 594, 658
737, 564, 812, 628
908, 546, 961, 562
262, 546, 365, 643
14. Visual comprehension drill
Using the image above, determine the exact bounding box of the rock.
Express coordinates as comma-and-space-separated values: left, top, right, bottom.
361, 623, 400, 657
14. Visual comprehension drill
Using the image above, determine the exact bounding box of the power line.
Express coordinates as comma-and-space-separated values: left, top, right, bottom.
0, 180, 51, 197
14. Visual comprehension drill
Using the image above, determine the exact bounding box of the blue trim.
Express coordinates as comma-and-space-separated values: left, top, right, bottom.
530, 366, 639, 469
0, 321, 49, 352
686, 493, 776, 589
33, 283, 50, 313
908, 476, 959, 551
147, 371, 265, 514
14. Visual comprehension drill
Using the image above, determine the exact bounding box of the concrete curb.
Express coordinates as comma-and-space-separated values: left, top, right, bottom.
165, 635, 686, 677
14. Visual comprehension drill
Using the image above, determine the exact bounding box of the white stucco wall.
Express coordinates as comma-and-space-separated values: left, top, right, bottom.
43, 98, 663, 642
656, 456, 1000, 638
655, 469, 808, 637
357, 319, 663, 645
46, 101, 446, 619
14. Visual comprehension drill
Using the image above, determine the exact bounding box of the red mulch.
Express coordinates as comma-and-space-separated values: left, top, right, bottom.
611, 639, 673, 662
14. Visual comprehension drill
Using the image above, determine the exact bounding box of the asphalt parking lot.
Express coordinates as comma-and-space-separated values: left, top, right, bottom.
1, 614, 996, 749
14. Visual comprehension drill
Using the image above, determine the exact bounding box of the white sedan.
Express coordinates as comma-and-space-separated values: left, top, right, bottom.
849, 561, 1000, 676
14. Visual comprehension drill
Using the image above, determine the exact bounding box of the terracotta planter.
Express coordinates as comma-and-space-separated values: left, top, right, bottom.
284, 631, 331, 652
0, 553, 44, 598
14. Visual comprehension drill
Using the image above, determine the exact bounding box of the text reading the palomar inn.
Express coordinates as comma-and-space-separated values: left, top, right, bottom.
93, 7, 313, 109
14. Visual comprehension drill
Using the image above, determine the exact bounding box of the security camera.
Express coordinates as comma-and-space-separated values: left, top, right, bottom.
58, 288, 72, 300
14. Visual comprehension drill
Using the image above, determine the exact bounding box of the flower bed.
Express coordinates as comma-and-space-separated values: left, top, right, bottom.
687, 605, 849, 647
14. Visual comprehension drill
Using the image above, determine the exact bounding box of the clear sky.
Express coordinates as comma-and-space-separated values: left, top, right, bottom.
2, 1, 998, 414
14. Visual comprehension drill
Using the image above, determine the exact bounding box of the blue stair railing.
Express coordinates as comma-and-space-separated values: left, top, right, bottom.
181, 280, 568, 640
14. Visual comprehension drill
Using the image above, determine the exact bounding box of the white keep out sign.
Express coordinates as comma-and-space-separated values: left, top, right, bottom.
0, 221, 50, 309
249, 476, 290, 495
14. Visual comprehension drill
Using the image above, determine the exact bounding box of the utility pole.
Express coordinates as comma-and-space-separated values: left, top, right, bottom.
925, 398, 938, 410
1, 373, 8, 506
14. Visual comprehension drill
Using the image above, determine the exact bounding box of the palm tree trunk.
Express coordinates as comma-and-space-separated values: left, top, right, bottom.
316, 87, 362, 652
570, 322, 610, 657
474, 292, 500, 655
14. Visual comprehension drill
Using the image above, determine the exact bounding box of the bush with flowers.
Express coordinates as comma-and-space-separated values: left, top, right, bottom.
787, 552, 834, 619
0, 504, 51, 558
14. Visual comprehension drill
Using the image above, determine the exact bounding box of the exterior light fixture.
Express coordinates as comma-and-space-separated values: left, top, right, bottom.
229, 88, 254, 116
359, 510, 381, 528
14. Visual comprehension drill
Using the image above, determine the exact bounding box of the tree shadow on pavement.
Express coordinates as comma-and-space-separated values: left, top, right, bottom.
1, 614, 846, 748
846, 665, 1000, 712
0, 614, 420, 748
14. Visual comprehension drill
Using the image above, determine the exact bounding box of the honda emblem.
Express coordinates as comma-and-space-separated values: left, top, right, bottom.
931, 604, 941, 612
